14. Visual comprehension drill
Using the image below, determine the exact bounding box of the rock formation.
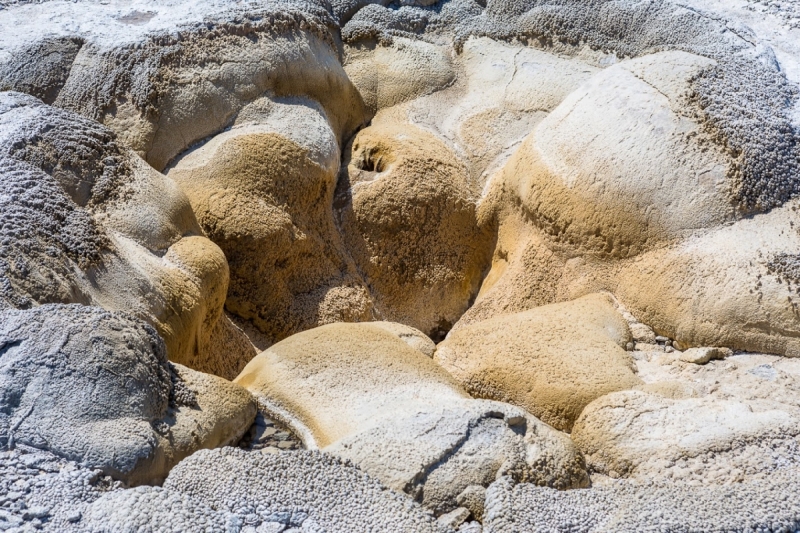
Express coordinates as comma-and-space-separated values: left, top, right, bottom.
0, 91, 254, 377
435, 294, 642, 431
236, 322, 589, 515
0, 305, 255, 485
1, 0, 800, 529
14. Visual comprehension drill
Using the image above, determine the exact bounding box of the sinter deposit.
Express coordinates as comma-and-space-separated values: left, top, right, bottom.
1, 0, 800, 530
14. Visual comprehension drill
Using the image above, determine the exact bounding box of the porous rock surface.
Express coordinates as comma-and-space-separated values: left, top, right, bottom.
2, 0, 800, 529
162, 448, 449, 533
0, 444, 130, 533
235, 322, 589, 515
482, 474, 800, 533
436, 294, 641, 432
455, 0, 800, 355
168, 96, 374, 347
0, 445, 449, 533
572, 389, 800, 484
337, 120, 493, 339
0, 305, 256, 485
0, 90, 254, 377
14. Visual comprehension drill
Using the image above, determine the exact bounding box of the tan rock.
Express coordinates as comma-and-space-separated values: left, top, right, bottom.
679, 347, 733, 365
142, 363, 257, 485
337, 121, 493, 339
435, 293, 642, 431
467, 51, 730, 323
345, 37, 455, 114
169, 97, 374, 346
368, 321, 436, 357
468, 50, 800, 357
491, 51, 730, 259
235, 322, 588, 514
614, 200, 800, 356
49, 8, 368, 171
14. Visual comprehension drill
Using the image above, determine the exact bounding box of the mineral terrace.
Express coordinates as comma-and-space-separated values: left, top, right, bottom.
1, 0, 800, 531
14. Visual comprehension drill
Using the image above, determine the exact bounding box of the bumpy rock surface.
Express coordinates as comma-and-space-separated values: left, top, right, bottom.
0, 305, 255, 485
163, 448, 449, 533
83, 486, 241, 533
2, 0, 800, 528
0, 91, 254, 376
169, 96, 374, 347
337, 121, 493, 339
344, 36, 455, 114
236, 322, 588, 515
572, 389, 800, 484
483, 474, 800, 533
0, 0, 367, 171
459, 0, 800, 354
436, 294, 641, 431
0, 444, 127, 532
0, 445, 448, 532
494, 51, 731, 257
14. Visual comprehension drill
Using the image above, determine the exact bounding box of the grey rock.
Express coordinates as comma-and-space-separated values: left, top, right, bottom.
83, 486, 242, 533
0, 304, 255, 485
163, 448, 451, 533
0, 305, 171, 480
483, 473, 800, 532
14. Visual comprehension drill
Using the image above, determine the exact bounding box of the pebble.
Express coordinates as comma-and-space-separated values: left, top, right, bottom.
238, 412, 303, 452
437, 507, 470, 529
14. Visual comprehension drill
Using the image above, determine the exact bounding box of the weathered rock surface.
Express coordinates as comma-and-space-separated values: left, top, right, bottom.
0, 444, 128, 532
493, 51, 731, 258
472, 46, 800, 354
0, 0, 367, 171
344, 36, 455, 114
236, 322, 588, 515
1, 0, 800, 528
635, 348, 800, 409
162, 448, 450, 533
436, 294, 641, 431
169, 96, 374, 347
613, 202, 800, 356
0, 445, 450, 533
385, 37, 599, 185
337, 121, 492, 339
572, 389, 800, 484
483, 474, 800, 533
0, 91, 254, 377
0, 305, 255, 485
